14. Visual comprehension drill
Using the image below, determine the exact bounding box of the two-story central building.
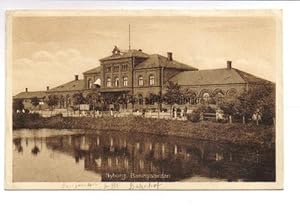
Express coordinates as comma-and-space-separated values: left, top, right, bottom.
82, 46, 197, 108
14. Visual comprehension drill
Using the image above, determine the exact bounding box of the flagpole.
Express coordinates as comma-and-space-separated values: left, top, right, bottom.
129, 24, 131, 50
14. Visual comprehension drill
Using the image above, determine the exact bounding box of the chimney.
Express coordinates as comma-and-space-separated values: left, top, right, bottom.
47, 86, 49, 91
75, 75, 79, 80
25, 88, 28, 92
167, 52, 173, 61
227, 61, 232, 69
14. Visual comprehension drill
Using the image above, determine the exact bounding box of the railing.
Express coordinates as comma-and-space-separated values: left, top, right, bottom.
31, 109, 187, 120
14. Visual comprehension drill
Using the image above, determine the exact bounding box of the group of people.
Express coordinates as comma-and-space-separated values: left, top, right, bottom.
252, 111, 262, 125
172, 106, 188, 119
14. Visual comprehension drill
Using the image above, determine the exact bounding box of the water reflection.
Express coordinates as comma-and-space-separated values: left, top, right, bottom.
13, 130, 275, 182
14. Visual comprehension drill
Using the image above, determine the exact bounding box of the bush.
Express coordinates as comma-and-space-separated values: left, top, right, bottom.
13, 112, 42, 129
187, 112, 201, 122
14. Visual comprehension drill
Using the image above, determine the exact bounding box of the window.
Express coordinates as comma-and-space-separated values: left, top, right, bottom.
138, 76, 144, 86
122, 64, 128, 71
114, 77, 119, 87
106, 66, 111, 72
227, 88, 237, 97
215, 92, 224, 103
149, 75, 155, 86
123, 77, 128, 87
106, 78, 111, 87
203, 93, 210, 101
113, 65, 120, 72
87, 79, 92, 89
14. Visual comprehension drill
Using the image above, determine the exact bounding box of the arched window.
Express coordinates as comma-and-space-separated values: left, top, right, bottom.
106, 78, 111, 87
87, 79, 92, 89
123, 77, 128, 87
227, 88, 237, 98
215, 92, 224, 103
114, 77, 119, 87
203, 93, 210, 101
149, 75, 155, 86
138, 76, 143, 86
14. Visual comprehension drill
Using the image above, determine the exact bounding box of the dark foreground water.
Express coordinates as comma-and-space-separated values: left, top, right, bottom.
13, 129, 275, 182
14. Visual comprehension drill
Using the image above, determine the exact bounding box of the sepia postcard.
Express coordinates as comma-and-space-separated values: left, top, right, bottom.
5, 10, 283, 190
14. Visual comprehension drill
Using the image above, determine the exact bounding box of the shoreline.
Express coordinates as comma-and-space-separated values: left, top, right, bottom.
13, 114, 275, 146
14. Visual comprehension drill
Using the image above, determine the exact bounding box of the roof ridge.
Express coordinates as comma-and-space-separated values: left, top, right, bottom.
233, 68, 273, 84
48, 79, 84, 92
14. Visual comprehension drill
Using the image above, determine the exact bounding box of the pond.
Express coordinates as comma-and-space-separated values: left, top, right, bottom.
12, 129, 275, 182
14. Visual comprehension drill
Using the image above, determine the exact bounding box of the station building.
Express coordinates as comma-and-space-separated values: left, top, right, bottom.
14, 46, 273, 111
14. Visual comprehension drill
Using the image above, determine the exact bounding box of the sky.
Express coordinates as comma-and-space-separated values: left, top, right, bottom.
11, 11, 281, 95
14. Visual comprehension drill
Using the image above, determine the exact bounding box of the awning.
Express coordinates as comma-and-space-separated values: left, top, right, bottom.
93, 78, 101, 86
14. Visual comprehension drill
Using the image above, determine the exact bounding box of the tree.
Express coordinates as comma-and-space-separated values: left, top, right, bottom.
163, 81, 183, 116
47, 95, 59, 110
235, 84, 275, 125
13, 99, 24, 112
218, 97, 239, 123
72, 92, 85, 106
31, 97, 40, 107
218, 96, 237, 113
86, 91, 101, 115
182, 88, 197, 104
255, 85, 275, 125
163, 81, 182, 103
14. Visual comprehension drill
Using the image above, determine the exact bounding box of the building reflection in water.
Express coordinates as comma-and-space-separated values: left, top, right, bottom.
13, 131, 275, 182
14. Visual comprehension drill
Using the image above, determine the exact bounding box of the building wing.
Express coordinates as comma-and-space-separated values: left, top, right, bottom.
13, 91, 47, 99
234, 69, 274, 85
169, 67, 273, 86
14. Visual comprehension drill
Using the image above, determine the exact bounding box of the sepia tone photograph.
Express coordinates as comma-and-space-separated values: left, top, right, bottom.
5, 10, 282, 189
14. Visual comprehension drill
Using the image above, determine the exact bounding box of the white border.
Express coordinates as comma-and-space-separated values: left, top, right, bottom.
1, 0, 300, 210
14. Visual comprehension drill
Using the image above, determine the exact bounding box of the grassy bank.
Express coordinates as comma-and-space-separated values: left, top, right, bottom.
13, 113, 275, 145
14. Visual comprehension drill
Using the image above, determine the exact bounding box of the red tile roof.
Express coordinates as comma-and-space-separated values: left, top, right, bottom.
100, 49, 149, 61
48, 79, 85, 92
14, 91, 47, 99
234, 69, 273, 85
135, 54, 197, 71
169, 68, 270, 86
83, 66, 102, 75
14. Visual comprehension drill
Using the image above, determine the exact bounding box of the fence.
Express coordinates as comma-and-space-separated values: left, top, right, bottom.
32, 109, 187, 121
